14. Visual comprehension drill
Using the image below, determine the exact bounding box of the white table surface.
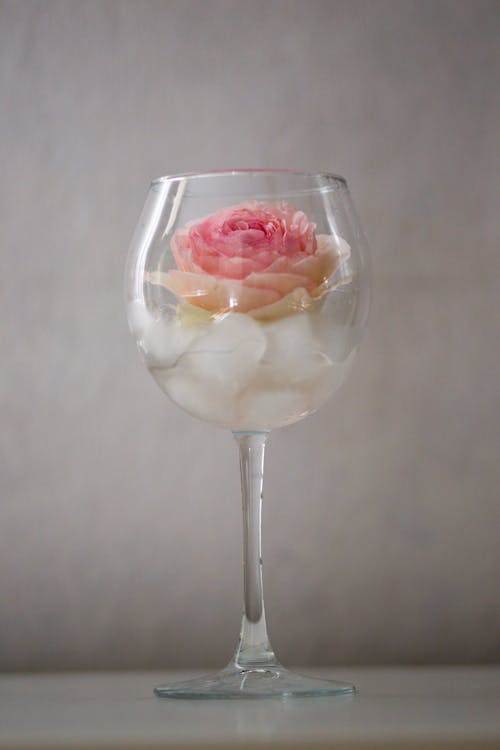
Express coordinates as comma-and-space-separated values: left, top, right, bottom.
0, 667, 499, 749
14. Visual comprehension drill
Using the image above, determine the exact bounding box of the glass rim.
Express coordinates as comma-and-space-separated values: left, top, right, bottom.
151, 168, 348, 188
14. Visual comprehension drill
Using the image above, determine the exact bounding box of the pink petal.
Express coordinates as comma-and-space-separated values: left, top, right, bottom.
196, 254, 259, 279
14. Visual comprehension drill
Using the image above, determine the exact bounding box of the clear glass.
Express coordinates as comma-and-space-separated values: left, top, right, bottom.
125, 169, 370, 698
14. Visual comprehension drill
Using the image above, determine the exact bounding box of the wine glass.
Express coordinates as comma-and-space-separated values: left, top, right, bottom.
125, 169, 370, 698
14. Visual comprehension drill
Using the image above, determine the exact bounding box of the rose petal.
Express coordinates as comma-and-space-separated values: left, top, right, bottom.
244, 271, 313, 295
147, 270, 280, 313
250, 287, 318, 321
291, 249, 337, 285
196, 254, 258, 279
171, 229, 194, 271
316, 234, 351, 263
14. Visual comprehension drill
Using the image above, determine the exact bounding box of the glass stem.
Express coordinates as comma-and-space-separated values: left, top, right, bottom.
230, 431, 279, 670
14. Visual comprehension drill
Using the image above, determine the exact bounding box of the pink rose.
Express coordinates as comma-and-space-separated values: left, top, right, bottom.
148, 201, 349, 320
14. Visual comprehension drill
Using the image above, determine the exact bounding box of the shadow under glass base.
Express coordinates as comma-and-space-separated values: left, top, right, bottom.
154, 664, 355, 700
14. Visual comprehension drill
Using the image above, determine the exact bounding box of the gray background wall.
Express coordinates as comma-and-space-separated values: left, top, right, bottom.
1, 0, 498, 671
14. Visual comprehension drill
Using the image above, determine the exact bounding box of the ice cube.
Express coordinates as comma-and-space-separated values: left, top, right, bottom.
127, 299, 152, 338
179, 313, 266, 391
127, 300, 204, 368
261, 312, 332, 383
152, 313, 267, 427
158, 367, 238, 428
143, 317, 202, 368
236, 385, 313, 430
235, 357, 353, 431
311, 309, 354, 362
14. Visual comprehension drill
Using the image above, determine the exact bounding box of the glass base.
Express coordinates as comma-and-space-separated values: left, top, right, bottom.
154, 665, 355, 700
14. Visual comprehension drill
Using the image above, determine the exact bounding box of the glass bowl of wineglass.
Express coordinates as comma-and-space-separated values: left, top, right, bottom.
125, 169, 370, 698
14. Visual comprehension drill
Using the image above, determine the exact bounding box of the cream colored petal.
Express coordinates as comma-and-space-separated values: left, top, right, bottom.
244, 271, 312, 295
316, 233, 351, 259
147, 270, 280, 314
291, 236, 351, 286
317, 236, 352, 290
147, 270, 216, 299
250, 287, 318, 322
177, 302, 214, 327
